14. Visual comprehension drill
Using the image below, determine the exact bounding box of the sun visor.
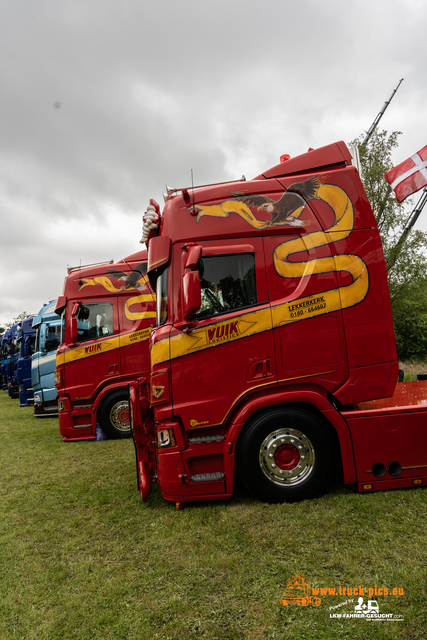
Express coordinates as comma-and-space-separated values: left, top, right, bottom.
255, 141, 352, 180
147, 235, 171, 287
55, 295, 67, 316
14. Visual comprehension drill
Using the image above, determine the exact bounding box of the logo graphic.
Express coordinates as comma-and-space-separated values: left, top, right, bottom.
194, 178, 369, 324
194, 176, 322, 229
189, 419, 210, 428
84, 344, 102, 354
281, 575, 405, 622
280, 575, 321, 607
77, 272, 156, 322
152, 385, 165, 399
152, 178, 372, 368
208, 321, 239, 343
330, 597, 404, 621
354, 597, 379, 615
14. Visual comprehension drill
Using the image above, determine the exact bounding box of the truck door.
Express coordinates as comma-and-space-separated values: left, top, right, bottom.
169, 238, 275, 430
118, 289, 156, 380
64, 298, 119, 400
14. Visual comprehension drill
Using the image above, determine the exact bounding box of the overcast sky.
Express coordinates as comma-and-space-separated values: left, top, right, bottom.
1, 0, 426, 327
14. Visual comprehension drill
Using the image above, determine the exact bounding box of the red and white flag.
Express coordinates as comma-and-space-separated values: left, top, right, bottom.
384, 145, 427, 202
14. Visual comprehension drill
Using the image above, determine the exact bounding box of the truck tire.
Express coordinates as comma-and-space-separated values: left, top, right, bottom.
98, 390, 132, 439
236, 406, 336, 503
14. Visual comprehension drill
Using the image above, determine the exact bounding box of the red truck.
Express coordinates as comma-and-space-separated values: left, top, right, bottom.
280, 575, 321, 607
55, 251, 155, 440
130, 141, 427, 506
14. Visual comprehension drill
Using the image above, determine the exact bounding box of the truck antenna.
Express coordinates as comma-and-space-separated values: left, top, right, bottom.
191, 168, 195, 210
361, 78, 404, 147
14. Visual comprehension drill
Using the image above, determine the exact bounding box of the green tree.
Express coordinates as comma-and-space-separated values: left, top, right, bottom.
351, 129, 427, 360
392, 282, 427, 361
4, 311, 30, 328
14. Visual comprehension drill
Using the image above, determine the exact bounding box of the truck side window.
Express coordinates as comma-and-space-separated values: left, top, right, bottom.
76, 302, 114, 342
45, 325, 62, 352
28, 336, 36, 357
195, 253, 256, 320
156, 268, 168, 326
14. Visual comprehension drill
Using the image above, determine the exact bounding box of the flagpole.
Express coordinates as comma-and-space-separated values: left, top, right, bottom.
387, 188, 427, 271
399, 188, 427, 240
361, 78, 404, 148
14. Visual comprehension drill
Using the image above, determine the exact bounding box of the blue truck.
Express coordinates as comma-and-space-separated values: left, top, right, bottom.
1, 328, 10, 390
16, 316, 36, 406
32, 301, 61, 417
5, 322, 21, 399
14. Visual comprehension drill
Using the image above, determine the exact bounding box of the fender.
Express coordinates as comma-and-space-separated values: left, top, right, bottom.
224, 384, 356, 490
92, 379, 134, 416
61, 378, 146, 440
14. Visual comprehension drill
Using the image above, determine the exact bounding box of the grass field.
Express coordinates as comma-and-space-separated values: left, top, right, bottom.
1, 390, 426, 640
399, 360, 427, 381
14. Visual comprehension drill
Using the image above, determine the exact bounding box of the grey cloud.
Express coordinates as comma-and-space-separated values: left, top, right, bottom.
1, 0, 426, 324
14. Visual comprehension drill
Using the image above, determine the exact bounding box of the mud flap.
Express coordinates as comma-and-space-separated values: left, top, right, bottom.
129, 379, 156, 501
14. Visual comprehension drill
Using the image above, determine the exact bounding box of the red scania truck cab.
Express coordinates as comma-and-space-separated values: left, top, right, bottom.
55, 250, 155, 440
130, 141, 427, 505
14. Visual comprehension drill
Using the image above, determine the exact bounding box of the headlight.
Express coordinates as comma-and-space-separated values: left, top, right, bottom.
157, 428, 176, 448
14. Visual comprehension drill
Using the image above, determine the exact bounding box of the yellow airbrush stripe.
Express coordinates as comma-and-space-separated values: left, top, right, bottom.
79, 276, 123, 293
151, 182, 369, 366
120, 327, 152, 347
124, 294, 156, 321
61, 336, 120, 364
196, 200, 307, 229
59, 329, 151, 366
151, 336, 171, 368
169, 307, 272, 360
78, 274, 151, 293
273, 184, 369, 320
196, 201, 270, 228
151, 307, 272, 366
150, 256, 169, 269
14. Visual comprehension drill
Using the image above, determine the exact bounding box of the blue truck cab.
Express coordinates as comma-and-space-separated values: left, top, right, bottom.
32, 301, 60, 417
5, 322, 21, 398
16, 316, 36, 406
1, 328, 11, 390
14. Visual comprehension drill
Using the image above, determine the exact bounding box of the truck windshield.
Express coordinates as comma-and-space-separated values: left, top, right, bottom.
156, 268, 168, 326
27, 336, 36, 357
60, 310, 66, 345
35, 328, 40, 354
195, 253, 256, 320
45, 325, 61, 353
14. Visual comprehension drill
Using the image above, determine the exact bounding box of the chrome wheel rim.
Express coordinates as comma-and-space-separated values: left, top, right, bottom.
110, 400, 131, 433
259, 428, 315, 486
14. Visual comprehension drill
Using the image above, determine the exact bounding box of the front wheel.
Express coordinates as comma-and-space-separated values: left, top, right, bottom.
98, 390, 132, 439
236, 407, 336, 503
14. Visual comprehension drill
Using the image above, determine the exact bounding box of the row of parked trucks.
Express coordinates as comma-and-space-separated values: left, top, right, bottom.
1, 301, 60, 410
2, 140, 427, 508
2, 316, 36, 405
1, 251, 154, 440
